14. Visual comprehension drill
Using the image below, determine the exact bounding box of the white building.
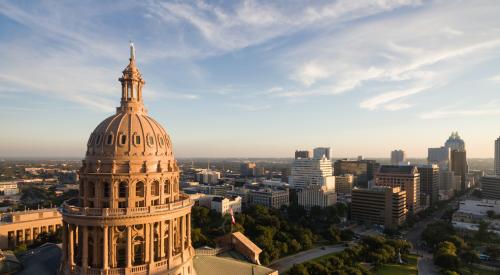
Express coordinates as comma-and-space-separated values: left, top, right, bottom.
0, 182, 19, 195
391, 150, 406, 165
297, 184, 336, 209
195, 169, 221, 184
495, 137, 500, 176
289, 148, 334, 189
211, 196, 242, 216
452, 199, 500, 236
249, 188, 289, 209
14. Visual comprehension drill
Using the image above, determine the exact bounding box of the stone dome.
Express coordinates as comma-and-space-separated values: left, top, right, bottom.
86, 112, 173, 159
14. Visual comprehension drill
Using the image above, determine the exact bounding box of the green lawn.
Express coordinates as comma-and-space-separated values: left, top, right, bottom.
375, 254, 418, 275
460, 265, 499, 275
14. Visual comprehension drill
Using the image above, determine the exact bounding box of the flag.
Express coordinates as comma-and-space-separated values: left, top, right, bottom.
229, 208, 236, 225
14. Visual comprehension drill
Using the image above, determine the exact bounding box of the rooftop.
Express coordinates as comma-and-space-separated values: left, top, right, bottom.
193, 255, 276, 275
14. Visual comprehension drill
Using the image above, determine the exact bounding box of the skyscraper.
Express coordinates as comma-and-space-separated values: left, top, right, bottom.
418, 164, 439, 207
444, 132, 468, 191
289, 147, 334, 189
61, 45, 194, 274
495, 137, 500, 176
374, 165, 421, 214
390, 150, 406, 165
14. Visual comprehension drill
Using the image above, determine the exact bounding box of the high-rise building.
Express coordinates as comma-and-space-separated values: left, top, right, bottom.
334, 159, 379, 188
289, 148, 334, 189
351, 186, 407, 229
445, 132, 468, 191
248, 188, 289, 209
481, 176, 500, 200
294, 150, 311, 159
374, 165, 421, 214
495, 137, 500, 176
297, 183, 336, 209
391, 150, 406, 165
428, 146, 451, 171
240, 162, 257, 177
61, 45, 195, 274
418, 164, 439, 207
335, 174, 354, 194
195, 169, 221, 184
313, 147, 331, 160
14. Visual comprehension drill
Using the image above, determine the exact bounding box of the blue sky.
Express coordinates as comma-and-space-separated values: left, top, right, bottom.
1, 0, 500, 158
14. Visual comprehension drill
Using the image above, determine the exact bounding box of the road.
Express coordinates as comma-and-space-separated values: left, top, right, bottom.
267, 244, 346, 273
406, 196, 461, 275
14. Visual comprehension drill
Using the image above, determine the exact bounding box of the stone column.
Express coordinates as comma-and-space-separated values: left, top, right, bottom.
103, 225, 109, 270
92, 228, 98, 266
82, 226, 88, 271
109, 226, 115, 267
68, 224, 75, 266
159, 222, 164, 259
149, 223, 155, 264
126, 226, 132, 268
168, 220, 173, 260
181, 216, 186, 252
145, 223, 150, 263
186, 213, 191, 248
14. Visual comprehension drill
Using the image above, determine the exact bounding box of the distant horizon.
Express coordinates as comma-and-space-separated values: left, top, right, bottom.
0, 156, 495, 160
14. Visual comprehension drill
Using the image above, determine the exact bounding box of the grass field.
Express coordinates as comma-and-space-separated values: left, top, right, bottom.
375, 254, 418, 275
460, 265, 499, 275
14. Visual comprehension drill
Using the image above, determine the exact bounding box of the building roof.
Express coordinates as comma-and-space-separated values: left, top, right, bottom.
193, 255, 276, 275
232, 232, 262, 254
378, 165, 417, 174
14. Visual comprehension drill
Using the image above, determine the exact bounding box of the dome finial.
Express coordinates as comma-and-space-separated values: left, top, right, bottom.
129, 41, 135, 61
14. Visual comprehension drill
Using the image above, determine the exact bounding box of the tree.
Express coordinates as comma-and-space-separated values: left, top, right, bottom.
434, 241, 459, 270
340, 229, 354, 241
475, 221, 491, 242
460, 249, 479, 264
422, 222, 455, 248
486, 210, 495, 219
485, 245, 500, 260
288, 264, 309, 275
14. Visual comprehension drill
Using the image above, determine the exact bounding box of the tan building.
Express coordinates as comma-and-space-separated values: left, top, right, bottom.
297, 184, 336, 209
0, 208, 62, 249
335, 174, 354, 195
249, 188, 289, 209
61, 44, 195, 275
351, 186, 407, 229
375, 165, 421, 214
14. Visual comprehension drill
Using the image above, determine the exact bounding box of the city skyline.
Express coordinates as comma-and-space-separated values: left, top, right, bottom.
2, 1, 500, 158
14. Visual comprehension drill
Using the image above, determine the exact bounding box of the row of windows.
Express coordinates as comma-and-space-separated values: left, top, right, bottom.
88, 132, 168, 148
85, 180, 177, 198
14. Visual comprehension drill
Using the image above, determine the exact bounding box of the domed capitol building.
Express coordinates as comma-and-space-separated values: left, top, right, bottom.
58, 45, 276, 275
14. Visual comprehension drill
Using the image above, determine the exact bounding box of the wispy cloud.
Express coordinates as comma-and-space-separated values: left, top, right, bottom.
420, 108, 500, 119
360, 84, 431, 110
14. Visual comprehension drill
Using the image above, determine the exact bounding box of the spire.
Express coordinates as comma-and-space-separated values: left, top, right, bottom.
118, 43, 146, 113
130, 41, 135, 61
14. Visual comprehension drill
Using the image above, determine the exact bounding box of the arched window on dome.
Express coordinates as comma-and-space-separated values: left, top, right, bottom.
133, 236, 145, 265
147, 135, 155, 147
119, 134, 127, 146
95, 134, 102, 145
119, 182, 127, 198
151, 181, 160, 196
164, 180, 170, 194
135, 182, 145, 207
158, 135, 164, 147
106, 133, 114, 145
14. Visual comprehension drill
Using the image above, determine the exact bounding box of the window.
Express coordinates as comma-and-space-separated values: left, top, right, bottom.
164, 180, 170, 194
119, 182, 127, 198
106, 134, 114, 145
120, 134, 127, 145
151, 181, 160, 196
103, 182, 110, 198
159, 136, 164, 147
148, 135, 154, 146
135, 135, 141, 145
136, 182, 145, 197
95, 134, 102, 145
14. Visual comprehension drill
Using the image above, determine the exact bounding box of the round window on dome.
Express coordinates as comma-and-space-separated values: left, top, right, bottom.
95, 134, 102, 145
119, 133, 127, 146
147, 135, 154, 146
106, 133, 114, 145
